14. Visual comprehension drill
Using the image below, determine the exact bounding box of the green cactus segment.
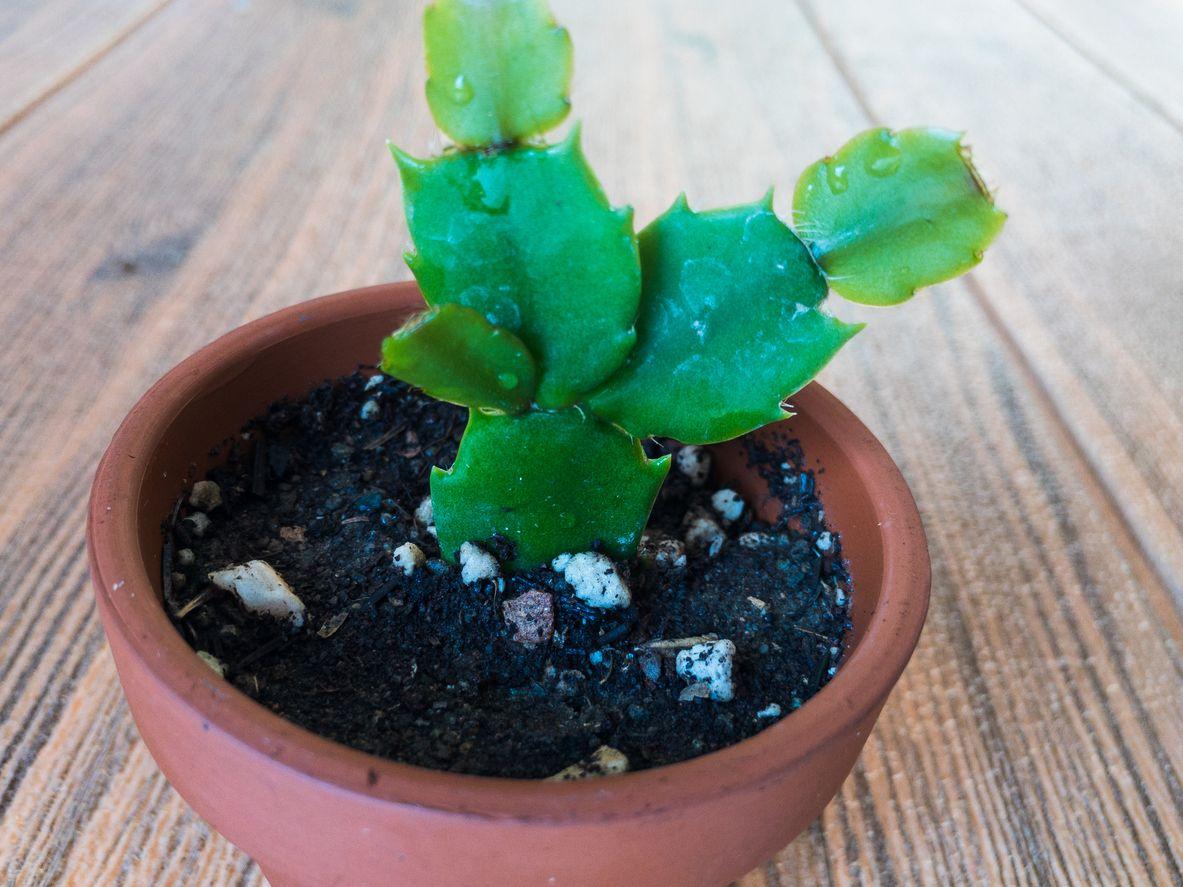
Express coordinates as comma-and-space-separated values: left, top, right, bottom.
793, 127, 1005, 306
587, 196, 862, 444
423, 0, 573, 147
432, 408, 670, 569
395, 133, 641, 409
379, 304, 537, 414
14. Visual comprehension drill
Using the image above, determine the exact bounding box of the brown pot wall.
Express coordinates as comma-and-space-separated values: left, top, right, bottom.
87, 282, 930, 887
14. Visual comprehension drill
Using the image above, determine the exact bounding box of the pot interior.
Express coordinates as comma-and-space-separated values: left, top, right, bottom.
134, 300, 409, 596
713, 418, 883, 656
132, 292, 885, 669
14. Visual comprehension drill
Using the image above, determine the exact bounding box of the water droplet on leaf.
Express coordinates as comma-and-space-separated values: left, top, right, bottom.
451, 74, 474, 106
467, 161, 509, 213
462, 286, 520, 330
826, 163, 848, 194
864, 137, 902, 177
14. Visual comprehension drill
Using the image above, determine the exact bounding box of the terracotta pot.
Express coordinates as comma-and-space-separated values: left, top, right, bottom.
87, 282, 929, 887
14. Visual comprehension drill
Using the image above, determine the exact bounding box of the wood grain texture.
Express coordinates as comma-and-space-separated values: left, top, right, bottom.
0, 0, 1180, 884
797, 0, 1183, 605
0, 0, 175, 135
1011, 0, 1183, 133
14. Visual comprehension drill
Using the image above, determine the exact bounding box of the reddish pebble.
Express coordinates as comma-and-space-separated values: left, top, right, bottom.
502, 590, 554, 646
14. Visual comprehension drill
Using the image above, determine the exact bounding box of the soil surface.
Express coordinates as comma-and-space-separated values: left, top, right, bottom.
167, 372, 852, 778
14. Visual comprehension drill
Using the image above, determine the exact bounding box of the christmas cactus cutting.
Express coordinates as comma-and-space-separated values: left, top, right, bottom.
382, 0, 1005, 570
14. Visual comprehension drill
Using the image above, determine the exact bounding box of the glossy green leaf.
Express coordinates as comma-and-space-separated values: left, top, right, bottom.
587, 196, 863, 444
395, 131, 641, 409
379, 304, 536, 413
432, 408, 669, 569
423, 0, 572, 147
793, 127, 1006, 305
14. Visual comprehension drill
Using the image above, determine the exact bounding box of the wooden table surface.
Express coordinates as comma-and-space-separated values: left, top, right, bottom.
2, 1, 1181, 884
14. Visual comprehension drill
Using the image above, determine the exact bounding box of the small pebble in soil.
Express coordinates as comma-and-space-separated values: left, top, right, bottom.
279, 526, 307, 544
676, 639, 737, 702
176, 547, 195, 566
392, 541, 426, 576
317, 609, 351, 639
182, 511, 212, 538
196, 650, 227, 677
637, 649, 662, 682
459, 542, 499, 584
552, 551, 630, 609
637, 532, 687, 570
678, 681, 712, 702
414, 495, 434, 527
674, 444, 711, 486
756, 703, 782, 719
502, 589, 554, 646
414, 496, 437, 538
738, 531, 770, 549
547, 745, 630, 781
207, 560, 306, 626
710, 488, 745, 523
359, 399, 380, 420
683, 509, 725, 558
188, 480, 223, 512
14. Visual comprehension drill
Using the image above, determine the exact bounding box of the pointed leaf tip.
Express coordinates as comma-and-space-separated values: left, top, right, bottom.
391, 145, 428, 186
558, 120, 583, 153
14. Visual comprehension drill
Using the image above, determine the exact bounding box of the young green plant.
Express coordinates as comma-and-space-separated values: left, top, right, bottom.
381, 0, 1005, 570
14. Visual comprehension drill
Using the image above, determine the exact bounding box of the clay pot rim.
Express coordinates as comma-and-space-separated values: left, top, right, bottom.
86, 281, 929, 824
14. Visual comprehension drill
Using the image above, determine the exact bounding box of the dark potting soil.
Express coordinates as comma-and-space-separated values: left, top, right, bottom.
167, 371, 852, 778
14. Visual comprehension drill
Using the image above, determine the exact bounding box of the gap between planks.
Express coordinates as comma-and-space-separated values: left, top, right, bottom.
0, 0, 179, 140
1006, 0, 1183, 139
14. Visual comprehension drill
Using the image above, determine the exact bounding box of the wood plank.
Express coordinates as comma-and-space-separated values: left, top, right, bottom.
6, 653, 259, 885
793, 0, 1183, 605
0, 0, 174, 135
631, 2, 1183, 881
0, 0, 1180, 884
1010, 0, 1183, 132
0, 0, 424, 880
